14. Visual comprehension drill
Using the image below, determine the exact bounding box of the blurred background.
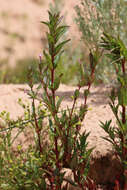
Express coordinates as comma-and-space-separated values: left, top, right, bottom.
0, 0, 82, 84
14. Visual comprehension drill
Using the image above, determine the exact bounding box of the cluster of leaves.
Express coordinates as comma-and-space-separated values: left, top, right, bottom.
75, 0, 127, 84
99, 32, 127, 189
0, 10, 99, 190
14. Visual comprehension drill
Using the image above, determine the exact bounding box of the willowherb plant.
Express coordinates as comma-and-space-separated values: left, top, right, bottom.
100, 32, 127, 190
27, 10, 99, 189
0, 9, 100, 190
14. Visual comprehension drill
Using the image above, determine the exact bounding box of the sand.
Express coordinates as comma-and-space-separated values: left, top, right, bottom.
0, 84, 120, 189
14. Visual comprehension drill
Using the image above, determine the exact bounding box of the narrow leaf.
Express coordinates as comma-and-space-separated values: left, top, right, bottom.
54, 39, 70, 55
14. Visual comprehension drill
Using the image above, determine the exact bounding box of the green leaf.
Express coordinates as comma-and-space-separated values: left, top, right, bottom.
27, 91, 37, 99
100, 120, 112, 133
47, 32, 54, 45
48, 10, 53, 23
53, 77, 61, 90
55, 25, 69, 43
81, 148, 94, 163
79, 105, 88, 120
101, 136, 114, 145
41, 21, 50, 27
54, 51, 64, 68
49, 117, 54, 133
80, 131, 90, 149
43, 50, 52, 69
54, 39, 70, 55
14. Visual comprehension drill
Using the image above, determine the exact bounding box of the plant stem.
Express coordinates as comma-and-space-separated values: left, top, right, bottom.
121, 59, 126, 161
121, 59, 126, 125
68, 86, 81, 131
51, 42, 61, 189
32, 97, 42, 154
122, 106, 126, 124
84, 64, 96, 106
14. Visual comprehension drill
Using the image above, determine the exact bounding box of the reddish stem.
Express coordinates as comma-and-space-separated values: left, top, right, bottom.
32, 98, 42, 153
121, 59, 126, 125
51, 42, 62, 189
121, 59, 126, 161
84, 64, 96, 106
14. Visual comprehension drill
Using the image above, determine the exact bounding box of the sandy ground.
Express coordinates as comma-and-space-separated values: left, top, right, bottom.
0, 83, 114, 152
0, 84, 121, 189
